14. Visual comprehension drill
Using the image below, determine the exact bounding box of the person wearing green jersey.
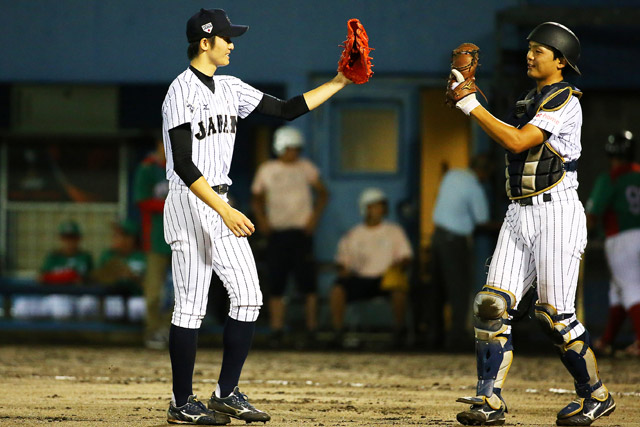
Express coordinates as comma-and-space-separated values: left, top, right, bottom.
586, 130, 640, 357
88, 219, 147, 321
40, 220, 93, 285
36, 220, 93, 319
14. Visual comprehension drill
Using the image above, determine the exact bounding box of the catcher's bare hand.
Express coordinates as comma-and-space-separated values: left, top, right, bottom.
221, 207, 255, 237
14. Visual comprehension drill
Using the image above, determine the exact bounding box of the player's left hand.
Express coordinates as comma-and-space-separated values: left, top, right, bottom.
335, 72, 353, 86
220, 207, 255, 237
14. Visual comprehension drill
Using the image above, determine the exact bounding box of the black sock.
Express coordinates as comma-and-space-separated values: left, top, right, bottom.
217, 317, 256, 397
169, 324, 199, 407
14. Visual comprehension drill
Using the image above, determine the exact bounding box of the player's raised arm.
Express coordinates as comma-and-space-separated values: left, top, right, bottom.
469, 107, 547, 154
307, 18, 374, 109
252, 72, 351, 121
253, 18, 372, 119
446, 63, 546, 153
302, 72, 352, 110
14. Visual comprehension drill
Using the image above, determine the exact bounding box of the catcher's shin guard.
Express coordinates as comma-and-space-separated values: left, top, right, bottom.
473, 286, 516, 398
534, 303, 608, 400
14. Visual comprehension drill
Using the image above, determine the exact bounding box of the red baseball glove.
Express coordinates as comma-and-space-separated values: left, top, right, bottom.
337, 18, 374, 84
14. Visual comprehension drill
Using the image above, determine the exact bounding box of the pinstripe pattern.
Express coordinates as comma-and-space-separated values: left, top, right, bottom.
162, 69, 263, 187
161, 68, 264, 329
164, 188, 262, 327
488, 193, 587, 338
530, 95, 582, 193
488, 93, 587, 339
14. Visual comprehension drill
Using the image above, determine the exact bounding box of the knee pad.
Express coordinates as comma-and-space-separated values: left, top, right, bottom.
473, 286, 516, 398
473, 286, 516, 340
534, 302, 579, 345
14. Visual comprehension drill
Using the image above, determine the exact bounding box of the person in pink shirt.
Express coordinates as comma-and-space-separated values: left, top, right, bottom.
329, 188, 413, 348
251, 126, 329, 347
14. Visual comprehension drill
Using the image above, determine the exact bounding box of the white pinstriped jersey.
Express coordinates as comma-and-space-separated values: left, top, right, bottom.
528, 95, 582, 192
162, 68, 263, 187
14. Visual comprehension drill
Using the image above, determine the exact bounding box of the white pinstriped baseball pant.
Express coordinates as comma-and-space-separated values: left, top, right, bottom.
486, 189, 587, 340
605, 228, 640, 309
164, 185, 263, 329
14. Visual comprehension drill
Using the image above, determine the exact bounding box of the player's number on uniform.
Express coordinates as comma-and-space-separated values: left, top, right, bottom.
626, 185, 640, 215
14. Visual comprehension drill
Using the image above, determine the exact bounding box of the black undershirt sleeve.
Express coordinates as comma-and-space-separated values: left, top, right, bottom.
168, 123, 203, 188
255, 94, 310, 121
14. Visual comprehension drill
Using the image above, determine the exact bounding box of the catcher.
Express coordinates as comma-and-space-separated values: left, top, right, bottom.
446, 23, 615, 426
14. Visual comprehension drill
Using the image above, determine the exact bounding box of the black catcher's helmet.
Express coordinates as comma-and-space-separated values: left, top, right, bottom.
605, 130, 635, 160
527, 22, 581, 75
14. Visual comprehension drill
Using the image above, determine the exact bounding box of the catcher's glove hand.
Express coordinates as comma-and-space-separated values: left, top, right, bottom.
446, 43, 486, 115
337, 18, 374, 84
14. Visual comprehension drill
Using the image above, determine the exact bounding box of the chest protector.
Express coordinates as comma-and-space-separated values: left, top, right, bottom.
505, 82, 582, 199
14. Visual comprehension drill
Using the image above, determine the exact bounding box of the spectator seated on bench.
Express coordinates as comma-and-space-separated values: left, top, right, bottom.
13, 220, 93, 320
80, 219, 147, 322
329, 188, 413, 348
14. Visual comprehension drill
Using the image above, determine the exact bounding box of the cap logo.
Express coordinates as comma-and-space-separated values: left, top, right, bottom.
202, 22, 213, 33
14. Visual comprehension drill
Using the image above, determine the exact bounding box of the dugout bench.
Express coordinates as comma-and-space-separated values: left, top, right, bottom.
0, 278, 141, 333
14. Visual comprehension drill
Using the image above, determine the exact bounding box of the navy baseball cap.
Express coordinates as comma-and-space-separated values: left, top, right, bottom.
186, 9, 248, 43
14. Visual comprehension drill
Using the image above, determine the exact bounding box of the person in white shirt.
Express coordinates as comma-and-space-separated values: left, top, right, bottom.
329, 188, 413, 347
251, 126, 328, 347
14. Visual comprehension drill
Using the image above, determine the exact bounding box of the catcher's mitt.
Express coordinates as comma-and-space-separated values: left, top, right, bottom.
337, 18, 374, 84
446, 43, 486, 107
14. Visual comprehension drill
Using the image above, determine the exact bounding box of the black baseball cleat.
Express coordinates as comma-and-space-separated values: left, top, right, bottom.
208, 386, 271, 424
456, 395, 506, 426
167, 395, 231, 425
556, 393, 616, 426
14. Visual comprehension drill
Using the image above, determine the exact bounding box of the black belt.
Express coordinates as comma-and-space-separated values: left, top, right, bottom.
516, 193, 552, 206
212, 184, 229, 195
563, 160, 578, 172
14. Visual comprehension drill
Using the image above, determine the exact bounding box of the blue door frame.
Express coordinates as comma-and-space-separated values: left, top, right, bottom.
307, 76, 434, 292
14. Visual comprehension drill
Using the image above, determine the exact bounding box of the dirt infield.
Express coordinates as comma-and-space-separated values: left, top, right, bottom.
0, 345, 638, 426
